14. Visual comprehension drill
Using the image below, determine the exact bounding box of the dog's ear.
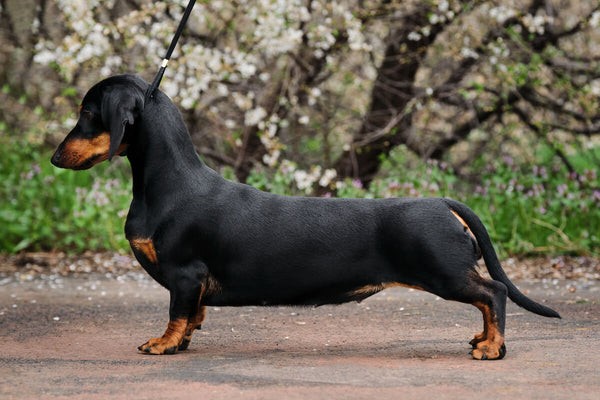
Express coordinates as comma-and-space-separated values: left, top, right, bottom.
101, 87, 144, 160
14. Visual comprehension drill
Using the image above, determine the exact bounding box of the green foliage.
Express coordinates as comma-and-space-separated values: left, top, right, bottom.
466, 160, 599, 256
373, 147, 599, 257
0, 139, 131, 253
246, 163, 298, 196
0, 139, 597, 257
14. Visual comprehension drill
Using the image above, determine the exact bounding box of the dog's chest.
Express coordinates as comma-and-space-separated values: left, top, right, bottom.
129, 237, 164, 283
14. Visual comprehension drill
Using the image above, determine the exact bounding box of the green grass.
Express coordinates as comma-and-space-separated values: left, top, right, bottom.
0, 138, 131, 253
371, 147, 599, 256
0, 139, 598, 257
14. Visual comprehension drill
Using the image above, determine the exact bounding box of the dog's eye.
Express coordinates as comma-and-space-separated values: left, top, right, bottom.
81, 109, 94, 120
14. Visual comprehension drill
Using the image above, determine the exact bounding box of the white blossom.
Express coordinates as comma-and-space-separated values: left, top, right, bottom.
408, 31, 422, 41
180, 97, 195, 109
319, 169, 337, 187
33, 47, 56, 65
293, 170, 311, 190
216, 84, 229, 97
293, 166, 322, 192
238, 62, 255, 78
244, 107, 267, 126
460, 47, 479, 59
590, 11, 600, 28
489, 5, 517, 24
590, 80, 600, 97
232, 92, 253, 111
262, 150, 281, 167
522, 14, 553, 35
438, 0, 450, 13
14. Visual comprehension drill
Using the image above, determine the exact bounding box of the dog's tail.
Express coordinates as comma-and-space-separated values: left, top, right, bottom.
443, 198, 561, 319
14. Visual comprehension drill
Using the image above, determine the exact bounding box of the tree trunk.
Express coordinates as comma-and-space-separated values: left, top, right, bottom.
332, 5, 448, 184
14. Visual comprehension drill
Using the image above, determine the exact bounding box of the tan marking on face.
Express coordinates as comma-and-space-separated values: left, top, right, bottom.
57, 131, 127, 169
130, 238, 158, 264
63, 132, 111, 161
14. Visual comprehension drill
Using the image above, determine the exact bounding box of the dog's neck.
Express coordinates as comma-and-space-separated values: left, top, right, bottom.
125, 94, 213, 205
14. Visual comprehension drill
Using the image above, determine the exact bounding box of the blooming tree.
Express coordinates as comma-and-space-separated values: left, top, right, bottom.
1, 0, 599, 194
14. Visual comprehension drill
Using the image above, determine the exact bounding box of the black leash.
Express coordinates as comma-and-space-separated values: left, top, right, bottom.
145, 0, 197, 101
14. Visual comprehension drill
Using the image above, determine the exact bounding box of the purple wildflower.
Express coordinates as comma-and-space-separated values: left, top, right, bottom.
537, 206, 547, 214
387, 181, 400, 190
556, 184, 568, 196
475, 185, 487, 196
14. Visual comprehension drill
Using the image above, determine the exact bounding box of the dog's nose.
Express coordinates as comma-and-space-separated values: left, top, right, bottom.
51, 148, 63, 167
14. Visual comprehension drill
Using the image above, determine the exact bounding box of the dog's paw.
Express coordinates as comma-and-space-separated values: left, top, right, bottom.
177, 336, 191, 351
469, 331, 486, 348
138, 337, 180, 355
178, 323, 202, 351
470, 342, 506, 360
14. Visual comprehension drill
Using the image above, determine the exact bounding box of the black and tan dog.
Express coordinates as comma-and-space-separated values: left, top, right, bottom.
51, 74, 560, 360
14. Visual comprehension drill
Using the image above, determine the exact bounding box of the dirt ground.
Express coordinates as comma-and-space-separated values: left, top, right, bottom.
1, 268, 599, 399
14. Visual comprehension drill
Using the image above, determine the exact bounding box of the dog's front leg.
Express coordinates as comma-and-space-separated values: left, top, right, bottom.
138, 318, 188, 355
138, 263, 206, 355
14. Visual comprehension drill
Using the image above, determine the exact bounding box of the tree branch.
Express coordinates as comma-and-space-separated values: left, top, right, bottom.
511, 104, 576, 173
428, 90, 521, 159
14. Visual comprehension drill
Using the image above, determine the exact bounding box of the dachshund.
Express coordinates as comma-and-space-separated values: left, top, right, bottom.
51, 74, 560, 359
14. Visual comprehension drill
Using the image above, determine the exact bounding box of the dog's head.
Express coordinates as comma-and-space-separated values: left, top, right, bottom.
51, 75, 146, 170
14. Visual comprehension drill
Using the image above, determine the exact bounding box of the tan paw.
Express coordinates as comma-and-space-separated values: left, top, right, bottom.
138, 336, 180, 355
469, 331, 486, 348
471, 341, 506, 360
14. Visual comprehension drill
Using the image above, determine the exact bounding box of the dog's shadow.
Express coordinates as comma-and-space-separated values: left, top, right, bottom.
183, 338, 468, 362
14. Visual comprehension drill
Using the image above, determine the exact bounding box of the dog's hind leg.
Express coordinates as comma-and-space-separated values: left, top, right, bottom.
446, 271, 508, 360
419, 265, 507, 360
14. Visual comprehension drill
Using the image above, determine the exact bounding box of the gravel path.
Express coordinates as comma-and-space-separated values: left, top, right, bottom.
1, 259, 599, 400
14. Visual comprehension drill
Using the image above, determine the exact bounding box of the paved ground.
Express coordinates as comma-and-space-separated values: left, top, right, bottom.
1, 273, 599, 399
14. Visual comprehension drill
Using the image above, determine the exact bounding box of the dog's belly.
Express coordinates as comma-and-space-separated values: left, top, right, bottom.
202, 282, 378, 307
200, 255, 403, 307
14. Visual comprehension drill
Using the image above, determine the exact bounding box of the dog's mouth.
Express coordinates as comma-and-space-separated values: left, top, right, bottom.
73, 154, 104, 170
51, 140, 128, 170
51, 151, 103, 170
